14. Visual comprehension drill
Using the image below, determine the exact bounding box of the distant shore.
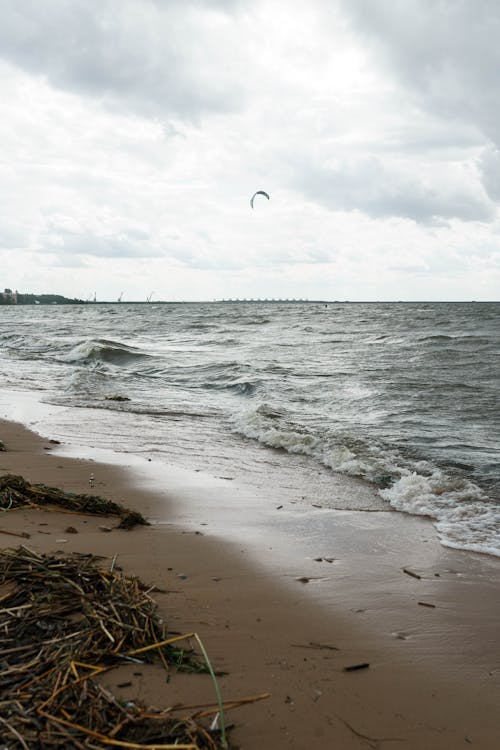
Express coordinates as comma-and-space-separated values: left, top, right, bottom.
1, 297, 332, 305
2, 298, 498, 306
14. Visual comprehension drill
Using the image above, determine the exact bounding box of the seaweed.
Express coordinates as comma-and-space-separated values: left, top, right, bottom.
0, 474, 146, 529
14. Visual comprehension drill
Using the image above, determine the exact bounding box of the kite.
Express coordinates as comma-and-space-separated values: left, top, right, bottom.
250, 190, 270, 209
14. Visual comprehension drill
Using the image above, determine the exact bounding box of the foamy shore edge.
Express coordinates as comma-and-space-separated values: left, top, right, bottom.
1, 416, 500, 749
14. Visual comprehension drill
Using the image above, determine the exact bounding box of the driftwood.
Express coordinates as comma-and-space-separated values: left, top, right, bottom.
343, 663, 370, 672
403, 568, 421, 580
0, 546, 229, 749
0, 474, 146, 529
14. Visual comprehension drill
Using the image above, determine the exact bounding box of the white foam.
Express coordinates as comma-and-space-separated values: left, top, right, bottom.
235, 405, 500, 557
381, 471, 500, 557
237, 410, 319, 454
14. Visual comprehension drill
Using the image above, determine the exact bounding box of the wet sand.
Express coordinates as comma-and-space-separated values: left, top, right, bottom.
1, 417, 500, 749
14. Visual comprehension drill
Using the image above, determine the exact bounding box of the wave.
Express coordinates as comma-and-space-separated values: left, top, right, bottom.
61, 339, 150, 365
233, 403, 500, 556
184, 323, 217, 331
227, 379, 263, 396
381, 473, 500, 556
202, 378, 263, 396
240, 317, 272, 326
419, 334, 454, 342
0, 333, 54, 360
45, 394, 218, 420
197, 338, 241, 347
232, 404, 400, 480
419, 333, 491, 345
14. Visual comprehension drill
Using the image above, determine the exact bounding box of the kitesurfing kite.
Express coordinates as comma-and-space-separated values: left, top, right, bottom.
250, 190, 270, 209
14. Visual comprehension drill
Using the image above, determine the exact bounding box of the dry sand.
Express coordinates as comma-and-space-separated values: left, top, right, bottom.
1, 417, 499, 749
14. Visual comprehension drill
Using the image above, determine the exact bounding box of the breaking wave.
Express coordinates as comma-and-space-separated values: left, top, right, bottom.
233, 402, 500, 556
61, 339, 150, 365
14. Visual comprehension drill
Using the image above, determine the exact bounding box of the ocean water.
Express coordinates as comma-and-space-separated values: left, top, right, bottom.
0, 301, 499, 556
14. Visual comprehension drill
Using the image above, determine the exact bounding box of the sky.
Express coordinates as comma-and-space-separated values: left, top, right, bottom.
1, 0, 500, 302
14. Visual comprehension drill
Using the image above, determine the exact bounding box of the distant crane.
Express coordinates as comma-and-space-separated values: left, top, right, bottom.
147, 292, 154, 302
118, 292, 123, 302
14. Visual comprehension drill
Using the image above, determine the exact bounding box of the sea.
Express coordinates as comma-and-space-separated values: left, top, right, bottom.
0, 301, 498, 557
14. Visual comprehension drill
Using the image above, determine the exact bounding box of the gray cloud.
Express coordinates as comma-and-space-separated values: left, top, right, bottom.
0, 0, 245, 119
338, 0, 500, 208
340, 1, 500, 146
293, 155, 494, 224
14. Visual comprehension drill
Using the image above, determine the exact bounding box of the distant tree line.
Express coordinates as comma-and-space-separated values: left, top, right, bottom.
0, 289, 85, 305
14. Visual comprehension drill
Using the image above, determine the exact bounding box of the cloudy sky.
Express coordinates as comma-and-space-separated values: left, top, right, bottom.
1, 0, 500, 301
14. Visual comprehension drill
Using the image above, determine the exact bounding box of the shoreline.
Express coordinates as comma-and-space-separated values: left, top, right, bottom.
1, 417, 500, 748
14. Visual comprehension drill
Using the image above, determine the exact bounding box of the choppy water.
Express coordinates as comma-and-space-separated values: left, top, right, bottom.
0, 301, 499, 556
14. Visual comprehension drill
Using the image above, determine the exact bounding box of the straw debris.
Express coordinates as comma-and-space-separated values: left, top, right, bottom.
0, 546, 229, 749
0, 474, 146, 529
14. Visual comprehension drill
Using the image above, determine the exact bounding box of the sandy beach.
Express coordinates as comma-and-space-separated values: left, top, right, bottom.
1, 417, 500, 749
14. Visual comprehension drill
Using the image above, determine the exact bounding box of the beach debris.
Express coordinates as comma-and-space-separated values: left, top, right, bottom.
105, 394, 131, 401
314, 556, 335, 563
276, 504, 283, 510
343, 662, 370, 672
0, 527, 30, 538
49, 438, 61, 444
0, 439, 6, 451
295, 575, 328, 584
65, 525, 78, 534
334, 714, 402, 746
418, 601, 436, 608
291, 642, 339, 651
0, 546, 231, 749
0, 473, 147, 529
89, 472, 95, 487
109, 553, 118, 573
403, 568, 421, 579
99, 525, 113, 532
